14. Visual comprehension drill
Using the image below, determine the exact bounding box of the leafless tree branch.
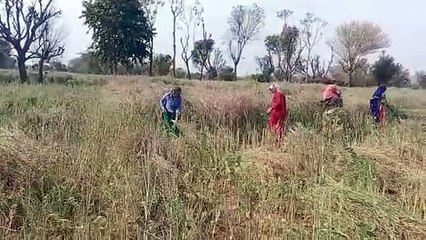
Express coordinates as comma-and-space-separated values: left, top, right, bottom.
0, 0, 62, 83
227, 3, 265, 80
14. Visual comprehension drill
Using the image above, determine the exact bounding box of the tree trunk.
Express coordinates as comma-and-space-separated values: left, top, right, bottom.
149, 36, 154, 76
113, 63, 118, 76
306, 48, 312, 81
172, 17, 177, 78
185, 61, 191, 79
38, 59, 45, 84
233, 62, 238, 81
17, 54, 27, 84
348, 72, 353, 87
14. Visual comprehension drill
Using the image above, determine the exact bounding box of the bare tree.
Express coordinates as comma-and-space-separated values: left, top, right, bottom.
210, 48, 226, 74
0, 0, 61, 83
329, 20, 390, 87
29, 21, 65, 83
227, 3, 265, 80
256, 55, 274, 76
143, 0, 165, 76
308, 52, 334, 79
179, 1, 203, 79
169, 0, 184, 78
203, 48, 226, 80
299, 12, 328, 80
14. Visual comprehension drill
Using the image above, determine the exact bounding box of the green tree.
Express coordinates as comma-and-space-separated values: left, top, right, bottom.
0, 39, 15, 69
227, 3, 265, 80
82, 0, 153, 75
191, 23, 214, 80
371, 52, 402, 86
50, 60, 67, 72
264, 25, 303, 81
0, 0, 61, 83
191, 38, 214, 80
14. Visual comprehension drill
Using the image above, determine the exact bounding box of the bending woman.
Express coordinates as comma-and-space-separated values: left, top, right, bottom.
369, 85, 387, 124
160, 87, 182, 136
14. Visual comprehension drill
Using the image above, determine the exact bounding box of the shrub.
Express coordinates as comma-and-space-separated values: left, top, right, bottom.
45, 74, 75, 84
219, 66, 234, 81
175, 67, 186, 79
411, 83, 420, 90
416, 71, 426, 89
154, 54, 172, 76
0, 70, 17, 84
251, 72, 272, 82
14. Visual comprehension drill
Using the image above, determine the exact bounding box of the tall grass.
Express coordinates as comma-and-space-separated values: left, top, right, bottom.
0, 77, 425, 239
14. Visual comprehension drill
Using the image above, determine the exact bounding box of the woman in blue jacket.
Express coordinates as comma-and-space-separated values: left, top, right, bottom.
369, 85, 387, 124
160, 87, 182, 135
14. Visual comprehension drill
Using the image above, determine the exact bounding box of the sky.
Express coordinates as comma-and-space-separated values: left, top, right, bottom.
58, 0, 426, 75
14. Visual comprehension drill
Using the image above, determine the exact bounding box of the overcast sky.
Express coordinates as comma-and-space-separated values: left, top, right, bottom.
58, 0, 426, 75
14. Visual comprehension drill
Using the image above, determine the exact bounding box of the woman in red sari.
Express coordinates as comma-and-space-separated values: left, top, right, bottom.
267, 84, 287, 144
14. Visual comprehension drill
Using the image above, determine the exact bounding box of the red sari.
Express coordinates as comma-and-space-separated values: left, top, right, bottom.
379, 104, 385, 124
268, 90, 287, 139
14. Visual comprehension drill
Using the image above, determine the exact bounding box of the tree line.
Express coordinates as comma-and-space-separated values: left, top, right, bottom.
0, 0, 425, 87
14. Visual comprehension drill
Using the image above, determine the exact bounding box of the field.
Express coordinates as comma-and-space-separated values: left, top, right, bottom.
0, 73, 425, 239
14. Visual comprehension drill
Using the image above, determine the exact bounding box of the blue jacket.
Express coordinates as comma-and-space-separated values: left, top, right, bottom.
371, 86, 387, 100
160, 92, 182, 113
369, 86, 387, 118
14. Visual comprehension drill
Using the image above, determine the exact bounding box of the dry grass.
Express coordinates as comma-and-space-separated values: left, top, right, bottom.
0, 75, 424, 239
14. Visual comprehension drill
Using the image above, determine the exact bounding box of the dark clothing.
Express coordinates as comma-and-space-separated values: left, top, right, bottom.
370, 86, 387, 123
162, 111, 180, 136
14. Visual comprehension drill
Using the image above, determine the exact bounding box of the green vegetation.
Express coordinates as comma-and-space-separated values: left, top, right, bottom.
0, 76, 424, 239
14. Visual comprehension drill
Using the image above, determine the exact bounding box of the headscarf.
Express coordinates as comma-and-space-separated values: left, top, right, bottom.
268, 83, 279, 91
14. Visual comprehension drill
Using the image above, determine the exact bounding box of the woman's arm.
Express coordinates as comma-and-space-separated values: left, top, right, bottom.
176, 97, 182, 113
160, 93, 168, 111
